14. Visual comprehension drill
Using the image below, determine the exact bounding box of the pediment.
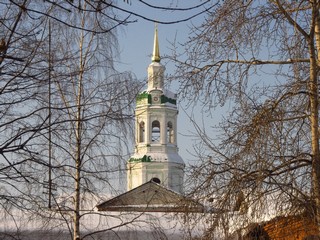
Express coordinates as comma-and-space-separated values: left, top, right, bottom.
96, 181, 204, 213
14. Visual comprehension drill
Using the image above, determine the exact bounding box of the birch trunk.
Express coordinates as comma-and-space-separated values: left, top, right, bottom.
73, 63, 83, 240
73, 14, 85, 240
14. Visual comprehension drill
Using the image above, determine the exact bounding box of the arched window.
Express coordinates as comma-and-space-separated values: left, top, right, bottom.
151, 177, 161, 184
167, 121, 174, 143
151, 120, 160, 142
139, 121, 145, 143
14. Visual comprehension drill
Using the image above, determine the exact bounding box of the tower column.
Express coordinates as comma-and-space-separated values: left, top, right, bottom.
160, 112, 166, 146
146, 112, 151, 145
174, 112, 178, 145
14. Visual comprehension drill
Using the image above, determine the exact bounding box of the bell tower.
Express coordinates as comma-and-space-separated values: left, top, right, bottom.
127, 26, 185, 193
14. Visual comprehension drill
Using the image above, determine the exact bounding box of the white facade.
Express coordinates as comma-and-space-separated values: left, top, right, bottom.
127, 27, 185, 193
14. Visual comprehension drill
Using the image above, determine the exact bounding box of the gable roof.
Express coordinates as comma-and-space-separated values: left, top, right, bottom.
96, 181, 204, 213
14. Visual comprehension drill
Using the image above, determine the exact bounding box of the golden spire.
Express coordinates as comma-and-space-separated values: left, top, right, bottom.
152, 23, 161, 62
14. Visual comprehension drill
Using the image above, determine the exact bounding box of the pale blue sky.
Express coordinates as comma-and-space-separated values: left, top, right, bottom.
116, 1, 207, 78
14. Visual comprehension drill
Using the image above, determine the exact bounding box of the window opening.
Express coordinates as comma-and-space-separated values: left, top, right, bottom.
139, 121, 145, 143
152, 120, 160, 142
167, 121, 174, 143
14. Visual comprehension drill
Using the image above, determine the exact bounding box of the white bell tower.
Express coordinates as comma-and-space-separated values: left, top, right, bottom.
127, 26, 185, 193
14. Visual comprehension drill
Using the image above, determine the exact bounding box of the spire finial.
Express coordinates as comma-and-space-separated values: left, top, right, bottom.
152, 23, 161, 62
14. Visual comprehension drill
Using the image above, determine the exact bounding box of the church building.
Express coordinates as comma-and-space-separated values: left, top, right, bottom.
97, 27, 203, 213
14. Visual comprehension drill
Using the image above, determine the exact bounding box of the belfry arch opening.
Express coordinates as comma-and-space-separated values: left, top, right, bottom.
139, 121, 145, 143
151, 120, 160, 142
167, 121, 174, 143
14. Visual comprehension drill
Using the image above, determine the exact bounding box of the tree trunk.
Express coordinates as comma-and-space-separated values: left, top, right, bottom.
73, 30, 84, 240
309, 59, 320, 236
73, 81, 82, 240
73, 83, 82, 239
309, 37, 320, 238
74, 161, 81, 240
311, 6, 320, 235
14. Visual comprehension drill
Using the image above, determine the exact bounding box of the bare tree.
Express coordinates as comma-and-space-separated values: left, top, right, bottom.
0, 0, 137, 237
0, 0, 56, 221
25, 2, 142, 239
171, 0, 320, 237
0, 0, 212, 238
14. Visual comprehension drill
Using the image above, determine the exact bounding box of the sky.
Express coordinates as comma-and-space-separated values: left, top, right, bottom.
115, 1, 208, 78
115, 1, 220, 163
